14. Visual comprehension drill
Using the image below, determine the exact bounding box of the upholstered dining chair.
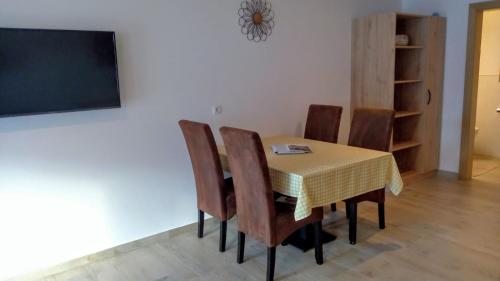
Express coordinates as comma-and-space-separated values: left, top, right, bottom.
304, 104, 343, 143
179, 120, 236, 252
304, 104, 343, 211
220, 126, 324, 281
343, 108, 395, 245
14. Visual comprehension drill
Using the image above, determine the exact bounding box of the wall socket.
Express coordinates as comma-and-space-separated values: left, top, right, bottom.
212, 105, 223, 115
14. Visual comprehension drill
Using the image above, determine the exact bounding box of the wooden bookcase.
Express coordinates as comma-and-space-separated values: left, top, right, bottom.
351, 13, 446, 184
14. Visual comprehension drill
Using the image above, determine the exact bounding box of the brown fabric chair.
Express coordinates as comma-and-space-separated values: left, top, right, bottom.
304, 104, 343, 143
304, 104, 343, 211
220, 126, 323, 281
343, 108, 395, 245
179, 120, 236, 252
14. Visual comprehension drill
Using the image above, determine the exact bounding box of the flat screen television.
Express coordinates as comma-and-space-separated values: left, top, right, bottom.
0, 28, 120, 117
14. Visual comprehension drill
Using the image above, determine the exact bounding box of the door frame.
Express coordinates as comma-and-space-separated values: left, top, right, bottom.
459, 0, 500, 180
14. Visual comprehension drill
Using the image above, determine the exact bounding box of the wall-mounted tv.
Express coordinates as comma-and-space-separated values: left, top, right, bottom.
0, 28, 120, 117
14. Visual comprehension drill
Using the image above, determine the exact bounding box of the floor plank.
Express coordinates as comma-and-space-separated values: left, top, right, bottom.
26, 167, 500, 281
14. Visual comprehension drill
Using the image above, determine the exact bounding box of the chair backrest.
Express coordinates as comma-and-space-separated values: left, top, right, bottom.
348, 108, 395, 152
304, 104, 343, 143
220, 127, 276, 243
179, 120, 228, 220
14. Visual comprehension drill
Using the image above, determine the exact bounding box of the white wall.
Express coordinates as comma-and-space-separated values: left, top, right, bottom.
0, 0, 401, 279
478, 9, 500, 76
475, 9, 500, 157
401, 0, 487, 172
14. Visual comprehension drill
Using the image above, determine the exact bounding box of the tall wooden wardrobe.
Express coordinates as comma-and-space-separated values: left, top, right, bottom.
351, 13, 446, 184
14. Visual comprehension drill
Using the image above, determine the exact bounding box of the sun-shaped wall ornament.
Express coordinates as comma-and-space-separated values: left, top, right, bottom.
238, 0, 275, 42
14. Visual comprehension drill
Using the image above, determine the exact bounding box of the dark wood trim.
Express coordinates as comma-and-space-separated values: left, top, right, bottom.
219, 221, 227, 252
266, 247, 276, 281
378, 203, 386, 229
237, 231, 245, 264
285, 224, 336, 252
330, 203, 337, 212
348, 201, 358, 245
197, 210, 204, 238
313, 222, 324, 265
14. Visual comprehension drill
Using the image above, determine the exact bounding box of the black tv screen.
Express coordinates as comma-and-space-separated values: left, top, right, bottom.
0, 28, 120, 117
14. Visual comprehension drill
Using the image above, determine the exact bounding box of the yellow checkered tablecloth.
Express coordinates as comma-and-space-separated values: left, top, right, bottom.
219, 136, 404, 221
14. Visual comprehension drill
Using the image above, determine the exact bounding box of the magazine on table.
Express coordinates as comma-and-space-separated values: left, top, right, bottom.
271, 144, 312, 155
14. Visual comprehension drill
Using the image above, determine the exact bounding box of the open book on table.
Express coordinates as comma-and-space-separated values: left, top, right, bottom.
271, 144, 312, 155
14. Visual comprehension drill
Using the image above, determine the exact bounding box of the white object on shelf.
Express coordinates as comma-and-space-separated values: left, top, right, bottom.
396, 34, 409, 46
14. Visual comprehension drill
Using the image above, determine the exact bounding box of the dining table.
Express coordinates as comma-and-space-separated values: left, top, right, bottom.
218, 135, 404, 251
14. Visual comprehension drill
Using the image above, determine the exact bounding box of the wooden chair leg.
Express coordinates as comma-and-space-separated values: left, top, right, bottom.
198, 210, 204, 238
345, 201, 350, 219
237, 232, 245, 264
266, 247, 276, 281
313, 221, 324, 265
330, 203, 337, 212
219, 221, 227, 252
349, 201, 357, 245
378, 203, 386, 229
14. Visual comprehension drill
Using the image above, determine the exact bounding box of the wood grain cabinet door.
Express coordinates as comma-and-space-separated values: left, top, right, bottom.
419, 17, 446, 173
351, 13, 396, 113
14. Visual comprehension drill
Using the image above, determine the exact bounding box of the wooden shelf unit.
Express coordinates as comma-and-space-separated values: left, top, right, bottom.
401, 170, 418, 177
392, 141, 422, 152
352, 12, 446, 184
396, 45, 424, 49
395, 80, 422, 84
395, 111, 423, 118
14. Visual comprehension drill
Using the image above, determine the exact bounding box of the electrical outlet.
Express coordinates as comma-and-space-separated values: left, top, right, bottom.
211, 105, 223, 115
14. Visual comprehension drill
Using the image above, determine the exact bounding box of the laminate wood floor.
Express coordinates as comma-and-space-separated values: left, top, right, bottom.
32, 170, 500, 281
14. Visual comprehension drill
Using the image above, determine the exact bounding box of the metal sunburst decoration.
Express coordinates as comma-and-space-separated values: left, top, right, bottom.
238, 0, 275, 42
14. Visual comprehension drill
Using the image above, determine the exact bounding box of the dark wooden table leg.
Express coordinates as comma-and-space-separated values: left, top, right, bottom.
237, 232, 245, 264
219, 220, 227, 252
198, 210, 204, 238
313, 221, 324, 265
285, 224, 336, 252
378, 203, 386, 229
266, 247, 276, 281
349, 201, 357, 245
